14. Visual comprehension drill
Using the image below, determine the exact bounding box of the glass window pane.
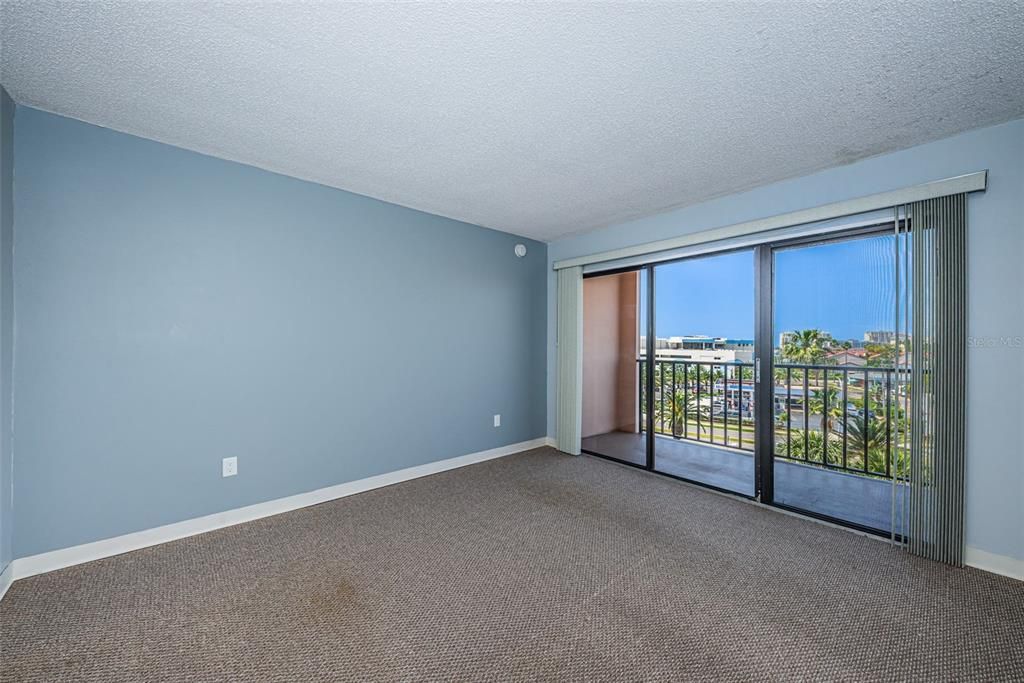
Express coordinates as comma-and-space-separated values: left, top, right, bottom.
652, 250, 755, 496
772, 232, 904, 532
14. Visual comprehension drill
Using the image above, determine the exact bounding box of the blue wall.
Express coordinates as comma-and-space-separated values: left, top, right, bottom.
548, 118, 1024, 563
0, 88, 14, 574
12, 107, 547, 558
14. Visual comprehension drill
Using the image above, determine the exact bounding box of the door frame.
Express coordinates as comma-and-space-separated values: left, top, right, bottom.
754, 244, 774, 502
579, 223, 897, 537
761, 224, 899, 535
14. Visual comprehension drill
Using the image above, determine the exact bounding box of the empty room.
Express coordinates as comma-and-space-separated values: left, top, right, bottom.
1, 1, 1023, 680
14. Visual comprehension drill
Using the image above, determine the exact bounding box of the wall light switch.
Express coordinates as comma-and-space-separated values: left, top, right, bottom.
222, 456, 238, 477
494, 414, 501, 427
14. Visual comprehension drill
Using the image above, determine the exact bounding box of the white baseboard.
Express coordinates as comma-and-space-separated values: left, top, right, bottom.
8, 437, 1014, 600
0, 562, 12, 602
965, 546, 1024, 581
7, 437, 550, 587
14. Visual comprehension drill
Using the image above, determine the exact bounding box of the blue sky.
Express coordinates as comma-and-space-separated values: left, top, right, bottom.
640, 233, 896, 342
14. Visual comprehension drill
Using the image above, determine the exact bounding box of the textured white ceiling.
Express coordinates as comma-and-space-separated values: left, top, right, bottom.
2, 1, 1023, 241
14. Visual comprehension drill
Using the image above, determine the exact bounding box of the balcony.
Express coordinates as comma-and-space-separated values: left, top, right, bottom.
581, 358, 908, 533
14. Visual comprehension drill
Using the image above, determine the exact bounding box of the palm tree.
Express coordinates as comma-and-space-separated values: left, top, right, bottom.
691, 363, 713, 398
659, 389, 708, 438
846, 417, 888, 472
649, 360, 707, 437
782, 329, 829, 364
808, 384, 844, 436
787, 429, 841, 465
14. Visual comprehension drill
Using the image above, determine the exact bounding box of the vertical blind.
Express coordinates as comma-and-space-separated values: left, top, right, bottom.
900, 194, 967, 565
556, 266, 583, 455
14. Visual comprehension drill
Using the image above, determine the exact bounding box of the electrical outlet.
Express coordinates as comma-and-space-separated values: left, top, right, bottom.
493, 414, 501, 427
222, 456, 238, 477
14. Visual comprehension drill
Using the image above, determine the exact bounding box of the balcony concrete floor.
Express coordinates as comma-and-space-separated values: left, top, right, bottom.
581, 430, 906, 534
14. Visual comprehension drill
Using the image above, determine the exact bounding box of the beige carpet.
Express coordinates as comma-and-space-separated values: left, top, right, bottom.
2, 447, 1022, 681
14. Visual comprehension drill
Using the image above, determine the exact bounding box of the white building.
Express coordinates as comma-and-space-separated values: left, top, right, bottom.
644, 335, 754, 363
863, 330, 897, 344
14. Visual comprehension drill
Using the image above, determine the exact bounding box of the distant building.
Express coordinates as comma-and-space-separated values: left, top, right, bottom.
778, 330, 839, 351
644, 335, 754, 363
826, 348, 869, 367
863, 330, 897, 344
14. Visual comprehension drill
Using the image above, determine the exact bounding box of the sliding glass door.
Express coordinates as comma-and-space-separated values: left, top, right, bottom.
580, 224, 906, 537
770, 231, 903, 533
651, 251, 756, 495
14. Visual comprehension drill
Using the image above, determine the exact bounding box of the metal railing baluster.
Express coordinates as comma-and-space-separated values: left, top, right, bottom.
803, 368, 810, 462
786, 366, 792, 458
696, 363, 702, 442
659, 361, 665, 434
885, 368, 892, 478
671, 362, 677, 437
842, 369, 849, 470
863, 368, 870, 474
683, 363, 689, 438
822, 368, 829, 465
722, 364, 728, 448
737, 365, 743, 449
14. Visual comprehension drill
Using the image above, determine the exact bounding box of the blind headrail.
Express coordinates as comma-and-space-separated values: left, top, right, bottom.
552, 171, 987, 270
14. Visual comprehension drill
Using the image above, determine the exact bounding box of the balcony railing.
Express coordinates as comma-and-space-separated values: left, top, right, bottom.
638, 358, 903, 480
640, 358, 756, 453
773, 363, 903, 480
